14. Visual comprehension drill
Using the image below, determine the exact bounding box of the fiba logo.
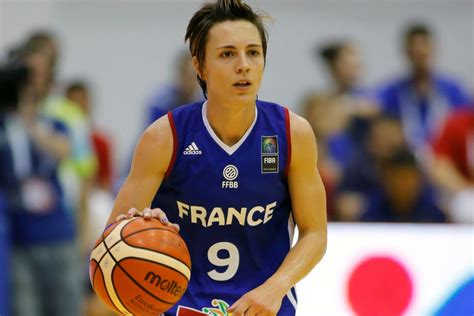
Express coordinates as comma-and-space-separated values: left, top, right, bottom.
222, 165, 238, 188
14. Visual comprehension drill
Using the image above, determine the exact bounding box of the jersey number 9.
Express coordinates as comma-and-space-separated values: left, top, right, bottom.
207, 242, 240, 281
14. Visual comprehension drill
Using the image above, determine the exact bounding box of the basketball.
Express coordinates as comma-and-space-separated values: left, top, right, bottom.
89, 217, 191, 315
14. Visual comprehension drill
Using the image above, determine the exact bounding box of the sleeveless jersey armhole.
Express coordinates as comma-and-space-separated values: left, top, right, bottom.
284, 107, 292, 178
164, 111, 178, 179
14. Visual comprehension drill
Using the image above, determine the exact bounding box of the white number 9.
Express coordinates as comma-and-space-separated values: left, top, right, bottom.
207, 242, 240, 281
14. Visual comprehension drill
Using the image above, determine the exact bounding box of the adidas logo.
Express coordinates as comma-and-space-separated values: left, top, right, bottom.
183, 142, 202, 155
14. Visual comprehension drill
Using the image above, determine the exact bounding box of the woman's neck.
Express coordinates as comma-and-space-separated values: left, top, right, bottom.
205, 97, 256, 147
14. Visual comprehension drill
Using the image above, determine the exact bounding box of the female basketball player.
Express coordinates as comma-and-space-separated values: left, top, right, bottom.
107, 1, 327, 315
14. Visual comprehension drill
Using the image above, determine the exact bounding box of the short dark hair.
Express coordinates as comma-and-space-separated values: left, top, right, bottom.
404, 23, 433, 42
26, 31, 56, 46
25, 30, 59, 67
185, 0, 268, 97
65, 80, 88, 97
318, 41, 348, 66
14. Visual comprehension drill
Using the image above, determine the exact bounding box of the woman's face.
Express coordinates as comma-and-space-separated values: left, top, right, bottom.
332, 45, 362, 89
196, 20, 265, 104
406, 34, 434, 73
25, 52, 51, 101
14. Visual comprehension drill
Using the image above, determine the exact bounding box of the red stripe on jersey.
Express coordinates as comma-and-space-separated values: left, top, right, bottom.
165, 111, 178, 178
284, 107, 292, 178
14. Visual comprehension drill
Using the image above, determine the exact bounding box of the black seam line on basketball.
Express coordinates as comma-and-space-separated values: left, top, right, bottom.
122, 227, 181, 244
92, 229, 110, 280
122, 226, 181, 241
91, 225, 118, 290
108, 226, 191, 271
94, 220, 138, 266
119, 256, 190, 282
95, 263, 122, 315
110, 264, 140, 313
98, 229, 130, 313
108, 227, 181, 251
93, 222, 132, 279
111, 255, 176, 306
118, 241, 191, 272
121, 218, 181, 241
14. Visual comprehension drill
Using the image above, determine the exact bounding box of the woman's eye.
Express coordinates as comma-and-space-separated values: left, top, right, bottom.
248, 50, 260, 56
221, 51, 234, 58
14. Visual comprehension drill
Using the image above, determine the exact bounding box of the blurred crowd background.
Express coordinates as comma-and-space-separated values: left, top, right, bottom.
0, 0, 472, 315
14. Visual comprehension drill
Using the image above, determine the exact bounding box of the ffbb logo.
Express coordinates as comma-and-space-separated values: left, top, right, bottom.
144, 272, 183, 297
222, 165, 239, 189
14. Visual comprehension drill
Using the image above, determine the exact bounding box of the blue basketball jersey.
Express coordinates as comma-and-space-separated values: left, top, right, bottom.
153, 100, 297, 316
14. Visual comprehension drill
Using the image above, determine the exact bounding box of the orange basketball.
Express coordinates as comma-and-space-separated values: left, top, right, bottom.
89, 217, 191, 315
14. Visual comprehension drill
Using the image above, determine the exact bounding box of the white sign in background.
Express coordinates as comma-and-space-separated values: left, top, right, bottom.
295, 224, 473, 316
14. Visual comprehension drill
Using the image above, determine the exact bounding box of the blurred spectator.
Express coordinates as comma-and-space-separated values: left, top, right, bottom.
317, 40, 379, 137
43, 96, 97, 220
0, 41, 82, 316
378, 23, 471, 154
303, 40, 380, 220
23, 30, 59, 71
65, 80, 116, 316
430, 107, 474, 223
361, 149, 446, 223
21, 30, 98, 228
144, 49, 202, 126
18, 31, 60, 100
63, 79, 112, 249
431, 108, 474, 191
66, 81, 113, 191
304, 40, 379, 173
24, 37, 98, 314
317, 40, 378, 114
335, 115, 406, 221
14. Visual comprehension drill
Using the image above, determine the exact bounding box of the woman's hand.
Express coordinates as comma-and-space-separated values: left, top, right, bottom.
227, 280, 287, 316
114, 207, 180, 232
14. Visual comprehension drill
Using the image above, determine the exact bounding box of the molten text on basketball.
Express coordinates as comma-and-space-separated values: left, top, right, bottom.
144, 272, 183, 297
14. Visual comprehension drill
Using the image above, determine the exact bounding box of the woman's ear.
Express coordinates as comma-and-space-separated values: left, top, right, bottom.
192, 56, 205, 80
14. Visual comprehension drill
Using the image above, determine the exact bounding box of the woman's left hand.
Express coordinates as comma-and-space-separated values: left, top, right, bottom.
227, 280, 287, 316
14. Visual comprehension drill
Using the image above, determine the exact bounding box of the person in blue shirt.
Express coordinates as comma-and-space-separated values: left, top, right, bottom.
144, 50, 203, 127
306, 40, 379, 169
105, 1, 327, 315
1, 37, 83, 316
378, 23, 471, 152
335, 115, 406, 221
361, 149, 446, 223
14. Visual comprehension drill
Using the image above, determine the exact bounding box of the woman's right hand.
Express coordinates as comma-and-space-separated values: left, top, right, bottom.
114, 207, 180, 232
